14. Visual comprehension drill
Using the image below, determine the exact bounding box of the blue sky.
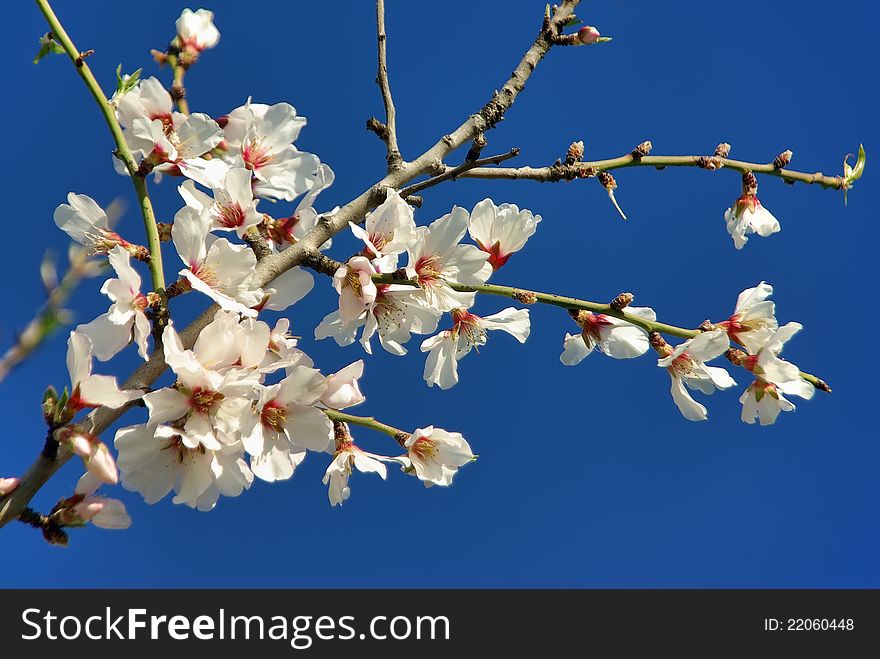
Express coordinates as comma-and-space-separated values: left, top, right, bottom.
1, 0, 876, 587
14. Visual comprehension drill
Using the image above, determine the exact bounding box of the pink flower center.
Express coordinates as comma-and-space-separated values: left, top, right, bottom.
475, 239, 510, 270
188, 387, 224, 416
215, 203, 246, 228
243, 140, 272, 170
260, 399, 287, 432
410, 437, 438, 461
414, 254, 443, 287
189, 262, 220, 288
578, 312, 613, 344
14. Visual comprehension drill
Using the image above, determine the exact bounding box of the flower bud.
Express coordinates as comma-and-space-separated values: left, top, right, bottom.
773, 150, 793, 169
577, 26, 601, 45
610, 292, 634, 311
566, 140, 585, 165
0, 477, 19, 496
714, 142, 731, 158
631, 141, 652, 158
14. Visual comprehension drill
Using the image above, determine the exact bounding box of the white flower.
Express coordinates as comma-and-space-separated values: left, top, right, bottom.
467, 198, 541, 270
53, 193, 129, 254
350, 190, 416, 262
321, 360, 366, 410
142, 325, 258, 450
115, 423, 253, 511
129, 112, 228, 188
656, 329, 736, 421
62, 429, 118, 486
223, 101, 320, 202
77, 245, 151, 361
256, 267, 315, 312
404, 426, 474, 487
172, 206, 262, 315
405, 207, 492, 312
322, 441, 389, 506
420, 307, 530, 389
738, 322, 814, 425
724, 193, 780, 250
69, 472, 132, 530
716, 282, 778, 354
114, 76, 172, 131
315, 286, 441, 356
66, 332, 142, 411
263, 164, 335, 249
178, 165, 262, 237
176, 8, 220, 52
240, 367, 334, 483
332, 256, 378, 324
262, 318, 313, 374
560, 307, 655, 364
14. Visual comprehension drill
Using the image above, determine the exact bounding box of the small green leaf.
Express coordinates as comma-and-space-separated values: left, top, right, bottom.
114, 64, 143, 97
33, 33, 64, 65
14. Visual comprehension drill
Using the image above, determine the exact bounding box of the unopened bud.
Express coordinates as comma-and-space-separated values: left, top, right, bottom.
773, 149, 793, 169
42, 386, 59, 425
566, 140, 585, 165
725, 348, 747, 367
150, 49, 168, 65
395, 432, 411, 447
156, 223, 173, 242
0, 477, 19, 496
577, 26, 601, 45
698, 319, 717, 333
631, 141, 652, 158
513, 290, 538, 305
597, 171, 616, 190
610, 292, 634, 311
714, 142, 731, 158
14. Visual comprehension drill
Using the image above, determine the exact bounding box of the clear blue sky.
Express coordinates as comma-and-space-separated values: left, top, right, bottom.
1, 0, 876, 587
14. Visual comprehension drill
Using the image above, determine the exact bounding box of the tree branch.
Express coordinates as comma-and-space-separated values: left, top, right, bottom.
323, 409, 407, 440
374, 0, 403, 171
399, 148, 521, 197
35, 0, 167, 295
441, 153, 846, 189
2, 0, 582, 529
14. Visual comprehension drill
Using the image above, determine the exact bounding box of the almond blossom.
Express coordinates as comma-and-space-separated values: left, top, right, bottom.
405, 207, 492, 312
332, 256, 378, 324
77, 245, 152, 361
222, 101, 320, 202
59, 429, 118, 486
715, 282, 778, 354
315, 286, 441, 356
467, 198, 541, 270
172, 206, 262, 315
240, 367, 334, 483
420, 307, 530, 389
114, 76, 172, 132
178, 165, 262, 237
737, 322, 815, 425
65, 332, 142, 412
115, 423, 253, 511
263, 164, 336, 249
655, 329, 736, 421
323, 438, 391, 506
724, 175, 781, 249
350, 189, 416, 264
53, 193, 132, 255
403, 426, 475, 487
142, 325, 258, 450
321, 360, 366, 410
64, 472, 132, 530
175, 8, 220, 52
560, 307, 656, 365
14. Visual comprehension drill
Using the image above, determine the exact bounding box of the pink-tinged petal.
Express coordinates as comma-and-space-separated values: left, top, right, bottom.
76, 313, 133, 362
321, 360, 366, 410
88, 498, 132, 530
79, 375, 141, 409
0, 477, 19, 496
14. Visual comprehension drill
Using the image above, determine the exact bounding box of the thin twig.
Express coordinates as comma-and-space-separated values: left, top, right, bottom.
442, 153, 845, 189
399, 148, 521, 197
375, 0, 403, 171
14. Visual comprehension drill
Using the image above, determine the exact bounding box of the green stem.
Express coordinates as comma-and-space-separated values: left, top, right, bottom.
371, 273, 829, 391
35, 0, 166, 294
323, 409, 407, 439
